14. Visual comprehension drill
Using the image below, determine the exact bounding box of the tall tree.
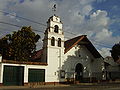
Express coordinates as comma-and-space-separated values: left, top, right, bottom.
0, 26, 40, 61
111, 43, 120, 62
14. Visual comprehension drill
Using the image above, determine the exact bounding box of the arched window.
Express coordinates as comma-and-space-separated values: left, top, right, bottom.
58, 38, 61, 47
54, 25, 59, 33
51, 37, 55, 46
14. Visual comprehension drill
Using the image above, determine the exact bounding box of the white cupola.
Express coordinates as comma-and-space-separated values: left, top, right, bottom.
43, 15, 64, 48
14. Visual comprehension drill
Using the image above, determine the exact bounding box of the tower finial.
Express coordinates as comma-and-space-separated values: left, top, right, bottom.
52, 4, 57, 15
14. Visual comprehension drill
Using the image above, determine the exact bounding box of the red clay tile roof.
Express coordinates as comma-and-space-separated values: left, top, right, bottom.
64, 35, 102, 58
64, 35, 86, 53
31, 49, 43, 60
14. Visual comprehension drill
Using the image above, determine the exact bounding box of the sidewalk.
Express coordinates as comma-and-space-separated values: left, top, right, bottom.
0, 82, 120, 90
0, 84, 70, 89
0, 86, 29, 89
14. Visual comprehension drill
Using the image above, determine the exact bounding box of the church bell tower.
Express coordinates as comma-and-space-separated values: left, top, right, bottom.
42, 14, 65, 82
43, 15, 65, 68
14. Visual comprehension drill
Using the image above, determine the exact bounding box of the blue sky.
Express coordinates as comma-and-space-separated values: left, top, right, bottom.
0, 0, 120, 57
93, 0, 120, 36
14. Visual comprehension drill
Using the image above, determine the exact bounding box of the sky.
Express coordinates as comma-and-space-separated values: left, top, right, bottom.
0, 0, 120, 57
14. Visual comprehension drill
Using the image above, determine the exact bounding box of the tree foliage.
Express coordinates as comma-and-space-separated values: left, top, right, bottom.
111, 43, 120, 62
0, 26, 40, 61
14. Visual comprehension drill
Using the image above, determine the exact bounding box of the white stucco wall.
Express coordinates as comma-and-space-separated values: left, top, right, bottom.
0, 63, 48, 84
90, 58, 103, 79
63, 45, 103, 79
42, 15, 65, 82
0, 64, 3, 84
0, 56, 2, 62
45, 45, 64, 82
46, 47, 59, 82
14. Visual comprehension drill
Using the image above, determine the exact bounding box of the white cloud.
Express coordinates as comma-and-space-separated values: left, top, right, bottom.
98, 48, 111, 57
79, 0, 95, 5
70, 11, 84, 25
89, 10, 109, 28
95, 29, 112, 41
0, 0, 119, 58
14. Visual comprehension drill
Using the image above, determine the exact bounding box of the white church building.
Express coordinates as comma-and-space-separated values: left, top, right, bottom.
0, 15, 104, 86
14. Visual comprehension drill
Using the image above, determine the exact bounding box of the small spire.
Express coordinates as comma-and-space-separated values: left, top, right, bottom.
52, 4, 57, 16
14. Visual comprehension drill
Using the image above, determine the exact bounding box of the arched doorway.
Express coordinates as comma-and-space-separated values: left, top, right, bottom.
75, 63, 83, 82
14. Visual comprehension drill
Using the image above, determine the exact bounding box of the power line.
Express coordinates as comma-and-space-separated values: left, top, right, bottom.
64, 29, 113, 48
0, 10, 47, 27
0, 21, 22, 28
0, 10, 71, 38
0, 20, 113, 48
0, 10, 81, 37
0, 10, 82, 36
0, 10, 114, 47
64, 30, 77, 35
0, 21, 44, 33
92, 41, 112, 48
0, 21, 113, 48
0, 21, 72, 39
0, 27, 13, 36
0, 27, 11, 31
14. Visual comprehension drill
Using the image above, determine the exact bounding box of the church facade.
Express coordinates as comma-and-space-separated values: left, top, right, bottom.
0, 15, 104, 86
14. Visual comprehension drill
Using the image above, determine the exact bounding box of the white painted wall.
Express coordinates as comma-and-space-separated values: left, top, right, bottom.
63, 45, 103, 79
0, 64, 3, 84
90, 58, 103, 79
46, 47, 59, 82
42, 15, 65, 82
0, 63, 48, 84
0, 56, 2, 62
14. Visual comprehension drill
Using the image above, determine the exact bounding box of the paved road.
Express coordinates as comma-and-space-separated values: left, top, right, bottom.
2, 87, 120, 90
1, 83, 120, 90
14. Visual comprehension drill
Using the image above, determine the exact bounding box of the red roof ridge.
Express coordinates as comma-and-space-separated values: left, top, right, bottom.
64, 35, 86, 53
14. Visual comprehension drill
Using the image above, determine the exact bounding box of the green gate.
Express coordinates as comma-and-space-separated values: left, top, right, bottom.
3, 65, 24, 86
28, 69, 45, 82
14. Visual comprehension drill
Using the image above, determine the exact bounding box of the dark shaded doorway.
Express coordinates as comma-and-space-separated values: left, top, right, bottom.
75, 63, 83, 82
